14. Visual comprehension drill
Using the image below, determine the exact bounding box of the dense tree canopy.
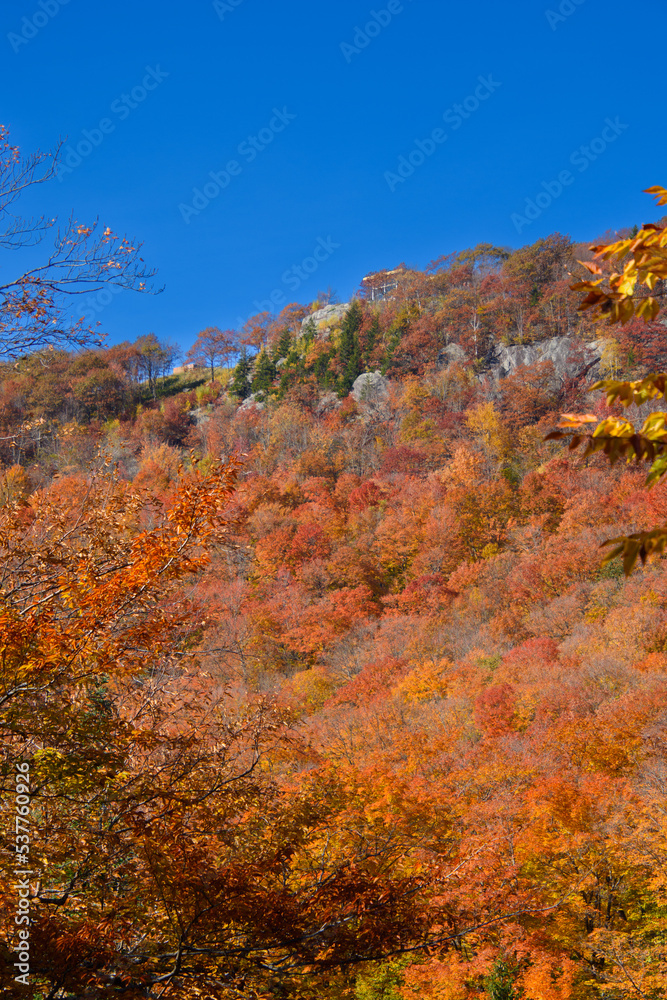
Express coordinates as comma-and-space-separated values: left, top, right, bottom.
2, 187, 667, 998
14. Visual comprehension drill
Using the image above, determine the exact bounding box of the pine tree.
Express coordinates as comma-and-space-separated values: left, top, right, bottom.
484, 960, 517, 1000
251, 350, 277, 396
272, 327, 292, 361
277, 348, 304, 398
302, 318, 316, 346
314, 350, 333, 389
337, 300, 364, 397
229, 348, 253, 400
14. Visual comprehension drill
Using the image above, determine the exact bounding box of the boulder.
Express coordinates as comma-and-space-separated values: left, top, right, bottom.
238, 393, 265, 412
302, 303, 349, 339
191, 406, 213, 426
316, 391, 341, 415
490, 336, 601, 381
351, 371, 389, 405
436, 343, 467, 368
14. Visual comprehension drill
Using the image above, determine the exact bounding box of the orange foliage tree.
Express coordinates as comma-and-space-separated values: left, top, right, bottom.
0, 455, 502, 997
550, 185, 667, 572
186, 326, 237, 382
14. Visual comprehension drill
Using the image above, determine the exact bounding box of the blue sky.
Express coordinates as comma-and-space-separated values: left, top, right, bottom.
1, 0, 665, 355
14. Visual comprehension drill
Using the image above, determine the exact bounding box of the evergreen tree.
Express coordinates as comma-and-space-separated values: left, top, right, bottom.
484, 960, 517, 1000
228, 348, 253, 400
314, 350, 333, 389
277, 348, 304, 398
251, 350, 277, 396
302, 318, 316, 346
337, 300, 364, 397
272, 327, 292, 361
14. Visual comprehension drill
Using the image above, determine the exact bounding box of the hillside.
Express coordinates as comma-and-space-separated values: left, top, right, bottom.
2, 228, 667, 999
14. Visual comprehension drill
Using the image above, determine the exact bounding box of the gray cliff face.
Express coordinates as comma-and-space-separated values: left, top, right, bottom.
315, 391, 341, 415
437, 337, 601, 382
302, 303, 350, 339
489, 337, 601, 380
350, 371, 389, 405
238, 393, 265, 412
301, 310, 601, 387
436, 343, 467, 368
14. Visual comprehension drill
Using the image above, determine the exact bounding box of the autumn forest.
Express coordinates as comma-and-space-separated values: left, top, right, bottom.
2, 125, 667, 1000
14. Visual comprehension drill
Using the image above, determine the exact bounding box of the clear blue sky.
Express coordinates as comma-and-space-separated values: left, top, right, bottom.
1, 0, 665, 355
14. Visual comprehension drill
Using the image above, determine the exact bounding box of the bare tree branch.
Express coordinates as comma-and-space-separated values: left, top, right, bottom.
0, 125, 161, 360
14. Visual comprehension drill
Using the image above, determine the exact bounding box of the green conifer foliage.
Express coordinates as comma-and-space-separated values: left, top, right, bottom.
484, 960, 517, 1000
229, 348, 253, 400
337, 300, 364, 397
251, 350, 277, 396
273, 327, 292, 361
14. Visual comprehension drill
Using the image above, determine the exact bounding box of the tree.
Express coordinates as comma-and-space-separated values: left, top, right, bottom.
239, 311, 273, 352
503, 233, 573, 296
337, 300, 364, 396
363, 312, 381, 367
484, 960, 519, 1000
429, 247, 509, 361
68, 352, 126, 420
315, 286, 339, 306
135, 333, 178, 399
615, 318, 667, 373
272, 325, 292, 362
0, 460, 418, 996
251, 349, 277, 395
0, 457, 242, 995
549, 185, 667, 573
573, 191, 667, 325
276, 301, 308, 336
186, 325, 236, 382
105, 340, 142, 384
500, 360, 559, 430
229, 346, 253, 399
0, 125, 159, 360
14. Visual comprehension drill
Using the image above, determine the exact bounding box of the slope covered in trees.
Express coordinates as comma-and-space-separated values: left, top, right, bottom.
2, 201, 667, 998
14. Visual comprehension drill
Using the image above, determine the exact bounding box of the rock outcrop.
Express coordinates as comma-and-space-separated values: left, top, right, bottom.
238, 393, 265, 412
351, 371, 390, 406
191, 406, 213, 426
302, 303, 349, 339
315, 391, 341, 415
489, 336, 601, 381
437, 336, 602, 383
436, 343, 467, 368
